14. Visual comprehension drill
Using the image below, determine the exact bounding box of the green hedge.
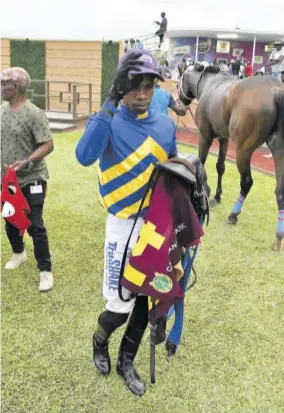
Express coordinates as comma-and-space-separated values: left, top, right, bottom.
10, 39, 46, 109
101, 41, 120, 104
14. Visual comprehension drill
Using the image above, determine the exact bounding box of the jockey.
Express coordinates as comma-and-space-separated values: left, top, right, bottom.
75, 49, 177, 397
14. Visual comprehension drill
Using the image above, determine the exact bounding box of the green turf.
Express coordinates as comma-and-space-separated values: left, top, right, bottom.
1, 131, 283, 413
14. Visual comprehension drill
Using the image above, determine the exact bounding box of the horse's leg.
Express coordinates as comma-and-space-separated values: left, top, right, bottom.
198, 133, 217, 209
198, 133, 213, 165
228, 149, 253, 224
214, 138, 229, 204
268, 140, 284, 251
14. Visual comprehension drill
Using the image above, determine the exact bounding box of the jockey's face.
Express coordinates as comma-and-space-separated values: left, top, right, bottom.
123, 74, 155, 114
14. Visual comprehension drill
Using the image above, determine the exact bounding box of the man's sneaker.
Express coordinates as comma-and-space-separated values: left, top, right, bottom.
5, 251, 27, 270
39, 271, 53, 292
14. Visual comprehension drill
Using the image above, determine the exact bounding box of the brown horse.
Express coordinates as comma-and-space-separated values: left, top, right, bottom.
178, 65, 284, 251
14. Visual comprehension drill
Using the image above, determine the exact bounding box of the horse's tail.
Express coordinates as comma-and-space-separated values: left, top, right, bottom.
275, 90, 284, 141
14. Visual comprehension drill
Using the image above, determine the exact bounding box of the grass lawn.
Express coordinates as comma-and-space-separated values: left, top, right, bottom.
1, 131, 283, 413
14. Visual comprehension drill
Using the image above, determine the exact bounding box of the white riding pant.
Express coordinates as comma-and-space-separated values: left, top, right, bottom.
103, 213, 144, 314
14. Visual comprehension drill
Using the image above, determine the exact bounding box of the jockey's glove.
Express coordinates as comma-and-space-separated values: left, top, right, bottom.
109, 52, 144, 103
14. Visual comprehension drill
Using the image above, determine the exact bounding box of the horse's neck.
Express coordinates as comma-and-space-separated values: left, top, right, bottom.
197, 74, 217, 99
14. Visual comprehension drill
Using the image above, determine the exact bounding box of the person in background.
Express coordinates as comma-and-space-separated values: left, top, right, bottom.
219, 62, 230, 73
179, 55, 188, 73
229, 59, 234, 75
124, 40, 129, 54
155, 12, 167, 48
231, 58, 241, 80
240, 52, 246, 66
239, 53, 247, 79
1, 67, 54, 292
239, 62, 246, 79
268, 40, 284, 79
159, 60, 171, 79
129, 38, 136, 49
137, 39, 144, 49
149, 75, 187, 116
212, 58, 219, 69
245, 61, 253, 77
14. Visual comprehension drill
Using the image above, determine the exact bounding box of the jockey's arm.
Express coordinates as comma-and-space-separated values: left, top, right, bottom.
75, 98, 117, 166
169, 95, 187, 116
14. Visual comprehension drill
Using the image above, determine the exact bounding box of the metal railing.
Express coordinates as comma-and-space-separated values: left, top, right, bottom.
124, 33, 169, 70
126, 32, 166, 51
139, 33, 158, 50
28, 80, 92, 121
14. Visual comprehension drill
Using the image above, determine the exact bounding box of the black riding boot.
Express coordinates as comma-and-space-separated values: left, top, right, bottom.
116, 296, 149, 397
93, 333, 111, 375
93, 311, 129, 375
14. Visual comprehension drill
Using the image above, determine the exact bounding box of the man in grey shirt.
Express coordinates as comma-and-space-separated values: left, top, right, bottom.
268, 40, 284, 79
1, 67, 54, 291
155, 12, 168, 48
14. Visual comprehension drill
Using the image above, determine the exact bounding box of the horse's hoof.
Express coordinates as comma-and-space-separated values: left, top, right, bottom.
228, 213, 238, 225
209, 198, 218, 209
271, 239, 283, 252
165, 339, 177, 359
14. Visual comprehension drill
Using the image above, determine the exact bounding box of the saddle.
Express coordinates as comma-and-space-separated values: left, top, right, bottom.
155, 152, 210, 223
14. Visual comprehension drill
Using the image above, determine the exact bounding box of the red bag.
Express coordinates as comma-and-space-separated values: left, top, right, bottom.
1, 167, 31, 235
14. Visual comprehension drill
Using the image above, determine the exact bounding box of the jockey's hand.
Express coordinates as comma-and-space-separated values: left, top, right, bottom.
109, 52, 144, 102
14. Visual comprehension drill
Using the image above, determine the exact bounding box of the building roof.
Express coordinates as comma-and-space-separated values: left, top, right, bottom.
166, 28, 284, 43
